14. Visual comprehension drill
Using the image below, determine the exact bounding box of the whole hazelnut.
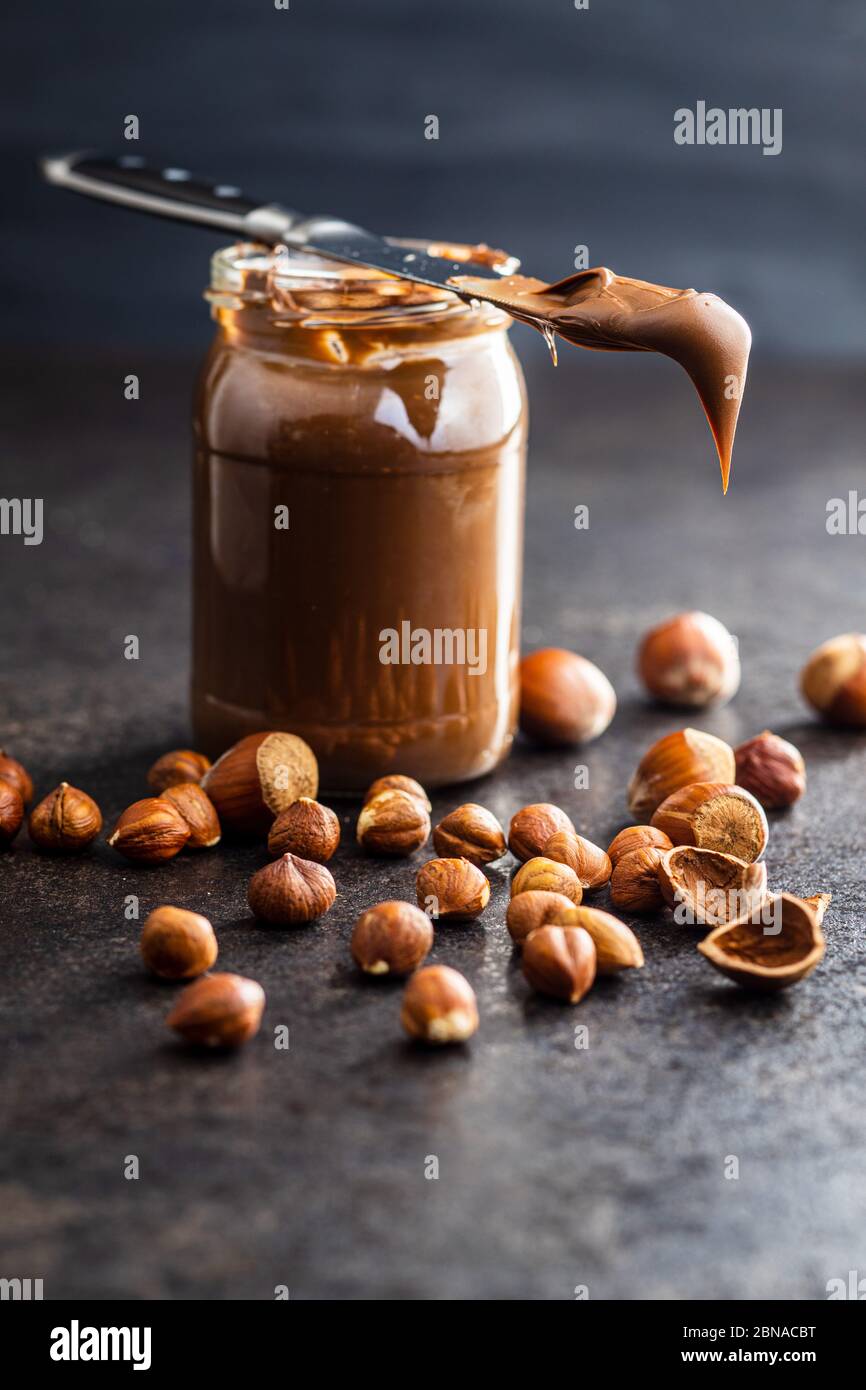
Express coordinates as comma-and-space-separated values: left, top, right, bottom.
160, 783, 221, 849
28, 782, 103, 852
734, 730, 806, 809
505, 890, 579, 947
351, 901, 434, 975
0, 779, 24, 847
800, 633, 866, 726
108, 797, 190, 863
637, 611, 740, 708
0, 750, 34, 804
166, 972, 265, 1047
627, 727, 736, 820
519, 648, 616, 745
357, 789, 430, 856
433, 803, 506, 866
510, 856, 582, 903
268, 798, 340, 863
400, 965, 479, 1043
607, 824, 673, 869
364, 774, 431, 812
507, 803, 575, 862
651, 781, 768, 863
140, 905, 218, 979
522, 924, 597, 1003
609, 846, 666, 913
415, 857, 490, 921
543, 829, 611, 890
247, 852, 336, 925
202, 731, 319, 836
147, 748, 211, 793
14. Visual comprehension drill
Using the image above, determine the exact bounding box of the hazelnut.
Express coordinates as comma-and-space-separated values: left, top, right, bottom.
800, 633, 866, 727
0, 779, 24, 847
28, 782, 103, 852
166, 972, 265, 1047
698, 893, 824, 992
140, 905, 218, 979
543, 829, 611, 890
627, 727, 736, 820
400, 965, 479, 1043
519, 647, 616, 745
609, 847, 666, 913
522, 924, 597, 1003
505, 890, 580, 947
268, 797, 340, 863
160, 783, 221, 849
565, 906, 644, 974
734, 730, 806, 809
510, 856, 583, 902
651, 781, 768, 862
432, 803, 506, 866
0, 749, 34, 804
146, 748, 211, 793
637, 611, 740, 708
657, 845, 768, 927
108, 797, 190, 862
357, 789, 430, 856
202, 731, 318, 836
364, 774, 431, 812
607, 824, 673, 868
351, 900, 434, 975
415, 856, 490, 920
507, 802, 575, 862
247, 852, 336, 925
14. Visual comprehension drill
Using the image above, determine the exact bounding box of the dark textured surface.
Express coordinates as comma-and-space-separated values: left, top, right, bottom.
2, 340, 866, 1301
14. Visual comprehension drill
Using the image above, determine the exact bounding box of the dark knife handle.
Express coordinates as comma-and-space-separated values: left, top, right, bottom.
40, 150, 303, 243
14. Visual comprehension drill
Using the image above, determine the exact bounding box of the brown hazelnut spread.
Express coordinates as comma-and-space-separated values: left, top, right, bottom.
452, 266, 751, 492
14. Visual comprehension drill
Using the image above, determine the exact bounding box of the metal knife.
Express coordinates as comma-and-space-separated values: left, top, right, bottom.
40, 151, 512, 292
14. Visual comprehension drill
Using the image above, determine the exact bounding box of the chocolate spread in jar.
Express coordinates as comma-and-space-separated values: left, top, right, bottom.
452, 266, 751, 491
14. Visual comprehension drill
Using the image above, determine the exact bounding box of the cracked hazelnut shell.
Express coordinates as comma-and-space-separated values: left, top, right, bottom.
698, 893, 825, 992
657, 844, 768, 927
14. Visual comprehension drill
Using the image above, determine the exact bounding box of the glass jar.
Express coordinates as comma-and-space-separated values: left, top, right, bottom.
192, 241, 528, 790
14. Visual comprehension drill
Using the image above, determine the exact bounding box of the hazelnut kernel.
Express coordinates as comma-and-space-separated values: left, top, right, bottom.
357, 789, 430, 856
522, 924, 597, 1003
268, 797, 340, 863
510, 856, 582, 903
607, 824, 673, 869
519, 648, 616, 745
734, 730, 806, 809
800, 633, 866, 727
432, 803, 506, 866
140, 905, 218, 979
415, 857, 490, 921
166, 972, 265, 1047
0, 780, 24, 848
505, 890, 580, 947
247, 852, 336, 925
28, 782, 103, 852
609, 846, 666, 913
160, 782, 221, 849
543, 829, 611, 890
0, 750, 34, 805
364, 774, 431, 812
108, 797, 190, 863
400, 965, 479, 1043
351, 901, 433, 976
507, 802, 575, 862
147, 748, 211, 793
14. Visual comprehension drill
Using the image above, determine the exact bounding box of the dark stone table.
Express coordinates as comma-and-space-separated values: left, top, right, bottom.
2, 338, 865, 1300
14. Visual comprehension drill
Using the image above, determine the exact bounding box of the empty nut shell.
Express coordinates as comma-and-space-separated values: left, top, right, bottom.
357, 789, 431, 856
415, 856, 490, 920
351, 900, 434, 975
28, 782, 103, 852
697, 893, 825, 991
247, 852, 336, 925
108, 797, 190, 863
507, 803, 575, 862
140, 905, 218, 979
510, 856, 582, 903
432, 803, 507, 866
160, 782, 221, 849
147, 748, 211, 793
166, 972, 265, 1047
657, 844, 768, 927
543, 829, 611, 890
268, 797, 340, 863
400, 964, 479, 1043
522, 924, 597, 1003
651, 781, 768, 862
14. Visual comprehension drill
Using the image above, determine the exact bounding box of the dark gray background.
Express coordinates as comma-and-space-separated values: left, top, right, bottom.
2, 0, 866, 1304
4, 0, 866, 355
